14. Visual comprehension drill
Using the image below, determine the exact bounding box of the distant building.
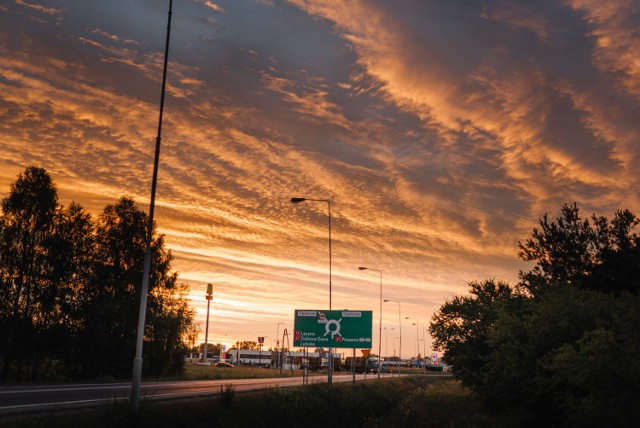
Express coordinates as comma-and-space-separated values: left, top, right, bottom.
226, 349, 343, 369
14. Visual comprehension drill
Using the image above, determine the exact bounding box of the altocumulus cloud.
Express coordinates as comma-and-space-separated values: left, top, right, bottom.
0, 0, 638, 351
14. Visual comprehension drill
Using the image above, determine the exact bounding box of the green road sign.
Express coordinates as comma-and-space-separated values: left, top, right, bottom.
293, 310, 373, 349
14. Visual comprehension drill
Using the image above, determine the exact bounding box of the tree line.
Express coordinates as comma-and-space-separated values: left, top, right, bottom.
429, 203, 640, 427
0, 166, 194, 382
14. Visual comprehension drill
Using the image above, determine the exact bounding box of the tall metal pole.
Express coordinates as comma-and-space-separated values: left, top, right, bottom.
326, 200, 333, 386
377, 272, 382, 378
131, 0, 173, 413
398, 303, 402, 376
290, 197, 332, 386
359, 267, 382, 379
416, 322, 419, 358
328, 201, 332, 310
203, 283, 213, 362
384, 299, 401, 377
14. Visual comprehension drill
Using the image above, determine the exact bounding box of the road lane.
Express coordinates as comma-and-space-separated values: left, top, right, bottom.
0, 373, 394, 415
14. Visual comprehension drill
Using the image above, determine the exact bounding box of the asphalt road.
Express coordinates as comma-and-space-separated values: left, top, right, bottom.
0, 373, 392, 416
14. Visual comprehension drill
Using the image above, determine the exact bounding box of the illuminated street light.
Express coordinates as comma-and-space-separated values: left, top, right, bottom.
291, 196, 333, 385
359, 267, 383, 379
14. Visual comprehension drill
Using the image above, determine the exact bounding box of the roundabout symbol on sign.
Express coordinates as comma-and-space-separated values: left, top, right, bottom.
323, 318, 342, 339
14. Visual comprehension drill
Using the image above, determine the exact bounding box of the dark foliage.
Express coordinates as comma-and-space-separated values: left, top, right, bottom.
518, 202, 640, 294
428, 279, 513, 391
0, 167, 194, 382
431, 203, 640, 427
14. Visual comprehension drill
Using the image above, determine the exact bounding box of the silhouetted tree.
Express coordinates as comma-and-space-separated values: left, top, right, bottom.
428, 279, 513, 391
518, 203, 640, 294
0, 167, 193, 381
41, 202, 96, 378
541, 292, 640, 426
0, 167, 59, 380
518, 203, 596, 285
430, 204, 640, 426
78, 197, 193, 378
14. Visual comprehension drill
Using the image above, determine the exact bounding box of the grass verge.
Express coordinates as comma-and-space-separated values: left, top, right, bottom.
1, 376, 511, 428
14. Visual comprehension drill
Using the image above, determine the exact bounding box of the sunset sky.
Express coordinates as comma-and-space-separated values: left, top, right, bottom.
1, 0, 639, 358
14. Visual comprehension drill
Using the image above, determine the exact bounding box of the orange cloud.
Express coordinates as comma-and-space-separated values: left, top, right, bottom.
15, 0, 60, 15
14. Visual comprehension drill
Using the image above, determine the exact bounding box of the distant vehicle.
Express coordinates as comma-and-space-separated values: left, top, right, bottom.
345, 357, 378, 374
305, 357, 323, 371
214, 362, 235, 368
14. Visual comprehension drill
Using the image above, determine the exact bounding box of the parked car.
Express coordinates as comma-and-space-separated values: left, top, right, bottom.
214, 362, 235, 368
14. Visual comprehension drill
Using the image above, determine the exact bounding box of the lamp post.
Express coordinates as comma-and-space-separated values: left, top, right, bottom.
131, 0, 173, 414
406, 317, 419, 359
202, 283, 213, 362
291, 197, 333, 385
384, 299, 401, 376
359, 267, 382, 379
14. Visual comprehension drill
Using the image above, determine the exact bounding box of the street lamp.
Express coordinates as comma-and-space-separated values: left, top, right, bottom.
384, 299, 401, 376
406, 317, 419, 359
291, 196, 333, 385
359, 267, 382, 379
203, 284, 213, 362
131, 0, 173, 414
